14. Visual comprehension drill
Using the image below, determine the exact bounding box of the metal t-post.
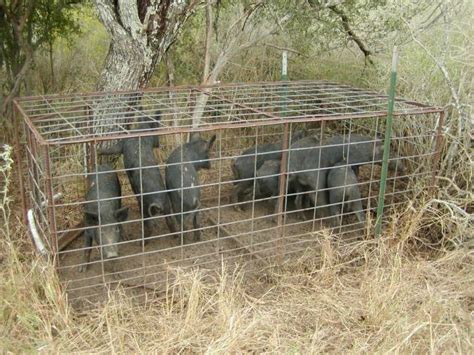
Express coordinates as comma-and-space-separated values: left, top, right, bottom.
375, 46, 399, 236
277, 51, 289, 256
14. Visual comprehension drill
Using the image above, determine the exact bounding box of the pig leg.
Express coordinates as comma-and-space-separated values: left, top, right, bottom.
315, 190, 330, 220
79, 229, 94, 272
143, 218, 153, 245
302, 193, 311, 209
173, 208, 185, 244
231, 183, 243, 211
294, 184, 308, 220
329, 204, 342, 227
329, 191, 343, 228
352, 165, 360, 177
313, 171, 329, 220
165, 216, 178, 237
351, 200, 366, 226
192, 211, 201, 242
231, 181, 252, 211
271, 194, 284, 223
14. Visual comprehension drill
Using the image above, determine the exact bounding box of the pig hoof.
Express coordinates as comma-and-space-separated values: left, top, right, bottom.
78, 264, 88, 273
136, 238, 149, 247
233, 205, 243, 212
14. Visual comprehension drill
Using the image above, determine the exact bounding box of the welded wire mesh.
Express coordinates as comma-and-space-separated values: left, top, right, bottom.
14, 80, 443, 308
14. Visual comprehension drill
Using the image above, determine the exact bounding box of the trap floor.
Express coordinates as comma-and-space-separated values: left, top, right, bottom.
57, 164, 404, 309
57, 197, 349, 308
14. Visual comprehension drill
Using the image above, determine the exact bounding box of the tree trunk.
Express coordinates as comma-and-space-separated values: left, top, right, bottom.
190, 2, 289, 127
49, 40, 55, 92
165, 54, 182, 145
92, 0, 199, 143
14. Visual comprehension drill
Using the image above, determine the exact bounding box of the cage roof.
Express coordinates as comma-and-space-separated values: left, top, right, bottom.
15, 80, 442, 145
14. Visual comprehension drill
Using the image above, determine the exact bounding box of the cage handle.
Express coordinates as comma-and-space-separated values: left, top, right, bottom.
27, 193, 62, 257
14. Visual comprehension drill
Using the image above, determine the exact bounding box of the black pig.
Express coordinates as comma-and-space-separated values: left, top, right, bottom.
231, 130, 304, 210
99, 113, 177, 242
80, 164, 129, 272
327, 161, 366, 226
165, 133, 217, 241
288, 134, 387, 220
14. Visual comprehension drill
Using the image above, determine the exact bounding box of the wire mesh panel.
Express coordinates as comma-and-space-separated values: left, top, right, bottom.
14, 80, 444, 307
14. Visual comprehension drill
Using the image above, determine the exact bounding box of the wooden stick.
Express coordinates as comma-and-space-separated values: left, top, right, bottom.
204, 212, 269, 266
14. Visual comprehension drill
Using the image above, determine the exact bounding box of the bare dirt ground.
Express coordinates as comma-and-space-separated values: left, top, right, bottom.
56, 162, 406, 309
58, 196, 324, 308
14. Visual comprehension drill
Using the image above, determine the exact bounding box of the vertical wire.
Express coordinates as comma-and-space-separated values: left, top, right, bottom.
93, 146, 106, 285
180, 132, 184, 260
250, 126, 259, 250
311, 121, 325, 231
339, 118, 354, 235
391, 133, 403, 207
283, 123, 293, 241
138, 135, 146, 285
367, 118, 381, 229
217, 130, 222, 255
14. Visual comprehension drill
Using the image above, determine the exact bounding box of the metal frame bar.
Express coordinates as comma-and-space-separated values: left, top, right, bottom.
14, 80, 442, 306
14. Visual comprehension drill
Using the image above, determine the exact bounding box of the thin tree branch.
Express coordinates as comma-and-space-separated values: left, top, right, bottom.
202, 0, 212, 83
191, 4, 290, 127
328, 5, 374, 65
263, 43, 306, 57
1, 0, 36, 118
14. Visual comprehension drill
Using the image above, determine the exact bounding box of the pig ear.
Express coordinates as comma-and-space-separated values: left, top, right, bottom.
208, 134, 217, 149
292, 129, 305, 142
114, 207, 129, 222
85, 211, 98, 222
98, 141, 123, 155
189, 132, 201, 142
153, 110, 162, 124
148, 203, 161, 217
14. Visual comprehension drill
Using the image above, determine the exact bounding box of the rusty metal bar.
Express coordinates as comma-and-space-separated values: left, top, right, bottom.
431, 110, 446, 187
277, 123, 290, 249
13, 99, 47, 146
42, 144, 58, 259
26, 109, 442, 146
13, 80, 443, 306
204, 213, 268, 266
194, 87, 278, 119
12, 100, 28, 223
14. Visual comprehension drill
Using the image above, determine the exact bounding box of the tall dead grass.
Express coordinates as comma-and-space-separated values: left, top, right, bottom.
2, 4, 473, 351
1, 159, 472, 352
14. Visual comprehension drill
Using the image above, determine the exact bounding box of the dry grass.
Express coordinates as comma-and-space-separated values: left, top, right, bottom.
2, 4, 473, 350
1, 173, 472, 352
3, 88, 473, 355
2, 78, 474, 354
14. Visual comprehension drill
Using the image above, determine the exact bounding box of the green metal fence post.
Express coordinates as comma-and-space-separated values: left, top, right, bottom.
281, 50, 288, 81
280, 50, 289, 115
277, 50, 290, 256
375, 46, 399, 236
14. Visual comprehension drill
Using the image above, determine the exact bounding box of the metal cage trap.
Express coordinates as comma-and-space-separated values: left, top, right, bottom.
14, 80, 444, 307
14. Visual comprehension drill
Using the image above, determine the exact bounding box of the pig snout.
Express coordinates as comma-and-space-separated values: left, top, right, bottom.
388, 159, 405, 174
101, 228, 120, 259
103, 244, 119, 259
148, 202, 164, 217
201, 159, 211, 170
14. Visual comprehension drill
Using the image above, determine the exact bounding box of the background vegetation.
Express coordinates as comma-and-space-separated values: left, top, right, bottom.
1, 0, 472, 352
